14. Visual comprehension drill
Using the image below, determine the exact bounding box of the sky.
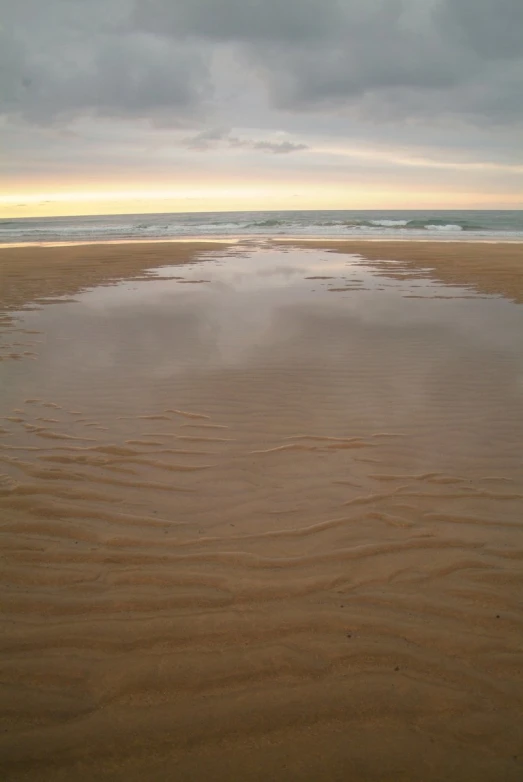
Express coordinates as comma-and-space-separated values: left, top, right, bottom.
1, 0, 522, 217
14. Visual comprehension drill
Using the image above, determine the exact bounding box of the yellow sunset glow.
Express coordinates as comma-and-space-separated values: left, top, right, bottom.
1, 181, 520, 219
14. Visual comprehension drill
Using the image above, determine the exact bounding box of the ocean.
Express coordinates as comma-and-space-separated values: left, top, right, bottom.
1, 209, 522, 245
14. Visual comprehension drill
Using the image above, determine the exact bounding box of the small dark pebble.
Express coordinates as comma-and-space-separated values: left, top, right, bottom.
347, 634, 352, 639
395, 666, 400, 672
496, 614, 500, 619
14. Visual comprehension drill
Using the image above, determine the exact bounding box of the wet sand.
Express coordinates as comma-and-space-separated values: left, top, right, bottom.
1, 241, 523, 780
277, 239, 523, 303
1, 239, 522, 315
0, 241, 227, 324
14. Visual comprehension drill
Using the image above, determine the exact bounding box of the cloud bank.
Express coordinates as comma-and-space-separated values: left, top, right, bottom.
2, 0, 522, 124
1, 0, 522, 212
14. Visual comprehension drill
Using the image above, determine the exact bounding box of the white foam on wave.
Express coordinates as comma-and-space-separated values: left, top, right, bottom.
370, 219, 408, 227
425, 224, 463, 232
3, 212, 521, 245
0, 222, 137, 238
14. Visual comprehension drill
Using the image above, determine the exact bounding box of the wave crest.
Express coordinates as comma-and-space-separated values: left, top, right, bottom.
1, 211, 518, 244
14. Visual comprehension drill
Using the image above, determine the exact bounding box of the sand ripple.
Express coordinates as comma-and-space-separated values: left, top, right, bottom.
1, 395, 523, 780
1, 242, 523, 780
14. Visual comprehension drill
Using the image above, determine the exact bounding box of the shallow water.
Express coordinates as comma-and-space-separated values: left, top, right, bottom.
1, 243, 523, 780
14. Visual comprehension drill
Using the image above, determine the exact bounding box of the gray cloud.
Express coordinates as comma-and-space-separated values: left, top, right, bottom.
0, 0, 522, 204
251, 140, 308, 154
134, 0, 342, 43
183, 129, 308, 154
234, 0, 523, 123
183, 127, 230, 149
0, 0, 211, 123
134, 0, 523, 124
435, 0, 523, 60
1, 0, 521, 126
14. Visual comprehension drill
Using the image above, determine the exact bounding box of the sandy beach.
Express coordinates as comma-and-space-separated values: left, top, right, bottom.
0, 242, 227, 325
2, 241, 522, 317
276, 240, 523, 303
1, 239, 523, 781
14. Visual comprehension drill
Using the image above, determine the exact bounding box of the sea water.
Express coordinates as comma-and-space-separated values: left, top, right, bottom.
1, 209, 522, 244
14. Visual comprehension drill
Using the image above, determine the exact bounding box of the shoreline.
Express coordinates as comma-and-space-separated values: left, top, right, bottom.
1, 235, 523, 250
1, 239, 522, 318
0, 237, 238, 250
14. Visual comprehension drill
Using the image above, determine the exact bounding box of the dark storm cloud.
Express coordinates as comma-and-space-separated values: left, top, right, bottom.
134, 0, 342, 42
1, 0, 522, 126
238, 0, 523, 122
0, 0, 210, 123
136, 0, 523, 123
435, 0, 523, 59
137, 0, 523, 60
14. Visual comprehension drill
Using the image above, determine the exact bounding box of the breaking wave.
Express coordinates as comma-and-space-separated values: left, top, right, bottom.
1, 210, 521, 244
